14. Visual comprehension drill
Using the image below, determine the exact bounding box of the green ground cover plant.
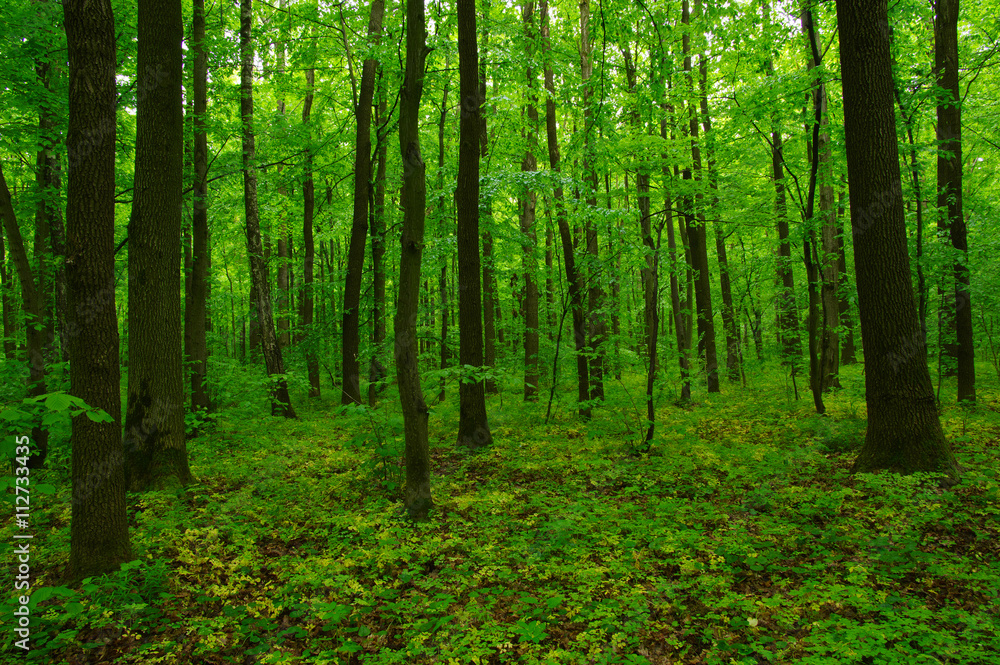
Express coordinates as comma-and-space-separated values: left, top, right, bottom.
2, 363, 999, 664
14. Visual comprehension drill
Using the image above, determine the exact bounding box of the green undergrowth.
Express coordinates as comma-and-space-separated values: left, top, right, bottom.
3, 364, 1000, 664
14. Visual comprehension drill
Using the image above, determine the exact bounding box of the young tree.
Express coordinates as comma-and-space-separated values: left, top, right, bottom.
240, 0, 295, 418
301, 47, 320, 398
456, 0, 493, 449
520, 0, 541, 401
397, 0, 433, 520
63, 0, 132, 579
835, 0, 959, 479
541, 0, 590, 418
0, 226, 12, 360
124, 0, 191, 491
342, 0, 385, 405
934, 0, 975, 404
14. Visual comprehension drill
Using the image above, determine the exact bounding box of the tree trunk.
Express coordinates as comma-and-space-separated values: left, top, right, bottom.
456, 0, 493, 449
188, 0, 212, 413
934, 0, 975, 404
579, 0, 605, 402
302, 60, 320, 397
0, 227, 13, 360
240, 0, 295, 418
397, 0, 432, 520
63, 0, 133, 580
542, 0, 590, 418
836, 0, 958, 479
341, 0, 385, 405
124, 0, 191, 491
0, 163, 49, 467
369, 88, 388, 406
682, 0, 719, 393
521, 1, 540, 402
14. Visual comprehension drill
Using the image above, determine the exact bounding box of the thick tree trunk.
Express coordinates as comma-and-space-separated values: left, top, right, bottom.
342, 0, 385, 405
935, 0, 975, 404
302, 63, 320, 397
521, 1, 540, 401
456, 0, 493, 449
542, 0, 590, 418
63, 0, 133, 580
240, 0, 295, 418
124, 0, 191, 491
836, 0, 958, 479
188, 0, 212, 413
397, 0, 432, 520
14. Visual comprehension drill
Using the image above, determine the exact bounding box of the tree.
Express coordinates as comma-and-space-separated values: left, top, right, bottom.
0, 164, 49, 467
934, 0, 975, 404
541, 0, 590, 418
124, 0, 191, 491
835, 0, 959, 479
63, 0, 132, 580
341, 0, 385, 405
520, 0, 541, 402
456, 0, 493, 449
186, 0, 212, 415
301, 37, 320, 398
240, 0, 295, 418
397, 0, 433, 520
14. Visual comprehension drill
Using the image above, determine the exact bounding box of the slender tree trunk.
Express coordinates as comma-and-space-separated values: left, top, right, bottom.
397, 0, 432, 520
480, 4, 498, 395
836, 0, 958, 479
63, 0, 133, 580
935, 0, 975, 404
0, 228, 13, 359
521, 1, 540, 401
124, 0, 191, 491
698, 56, 740, 383
0, 164, 49, 467
369, 88, 388, 406
240, 0, 295, 418
579, 0, 605, 401
436, 71, 451, 404
302, 59, 320, 397
682, 0, 719, 393
456, 0, 493, 449
542, 0, 589, 418
188, 0, 211, 413
341, 0, 385, 404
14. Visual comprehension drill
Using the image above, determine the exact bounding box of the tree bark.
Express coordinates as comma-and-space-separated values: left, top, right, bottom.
341, 0, 385, 404
124, 0, 191, 491
934, 0, 975, 404
0, 225, 13, 359
836, 0, 958, 479
683, 0, 719, 393
542, 0, 590, 418
240, 0, 295, 418
369, 88, 388, 406
397, 0, 433, 520
456, 0, 493, 449
302, 59, 320, 397
521, 0, 540, 402
579, 0, 605, 401
63, 0, 133, 580
188, 0, 212, 414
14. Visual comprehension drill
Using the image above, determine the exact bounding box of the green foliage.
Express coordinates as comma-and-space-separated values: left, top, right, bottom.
4, 364, 998, 663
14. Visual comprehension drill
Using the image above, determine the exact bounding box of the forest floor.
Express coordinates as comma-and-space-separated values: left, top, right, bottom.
3, 361, 1000, 664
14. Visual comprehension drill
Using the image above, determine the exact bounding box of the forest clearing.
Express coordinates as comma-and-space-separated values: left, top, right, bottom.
3, 0, 1000, 661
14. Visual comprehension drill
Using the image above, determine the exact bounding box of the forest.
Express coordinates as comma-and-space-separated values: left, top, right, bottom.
1, 0, 999, 662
